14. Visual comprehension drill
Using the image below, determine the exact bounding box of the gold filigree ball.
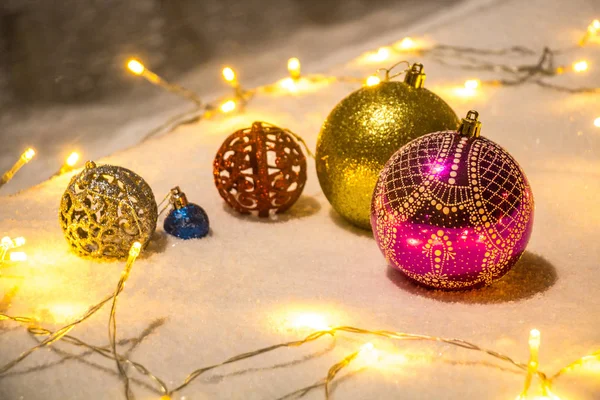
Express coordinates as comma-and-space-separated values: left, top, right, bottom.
316, 63, 459, 230
59, 161, 158, 260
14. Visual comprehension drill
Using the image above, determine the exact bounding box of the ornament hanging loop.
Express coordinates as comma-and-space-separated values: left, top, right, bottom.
457, 110, 482, 138
376, 60, 411, 82
158, 186, 192, 216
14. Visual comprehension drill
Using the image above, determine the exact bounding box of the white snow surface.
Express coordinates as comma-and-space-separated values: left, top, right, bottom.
1, 0, 600, 399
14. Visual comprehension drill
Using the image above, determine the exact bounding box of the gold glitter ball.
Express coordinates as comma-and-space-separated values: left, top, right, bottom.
59, 161, 158, 260
316, 78, 458, 230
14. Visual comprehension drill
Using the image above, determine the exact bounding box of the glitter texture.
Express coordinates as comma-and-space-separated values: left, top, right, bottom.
371, 130, 534, 290
59, 162, 157, 260
164, 203, 210, 239
316, 81, 459, 230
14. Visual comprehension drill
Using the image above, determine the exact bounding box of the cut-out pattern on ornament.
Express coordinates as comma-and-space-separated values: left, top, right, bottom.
59, 163, 157, 260
213, 122, 307, 217
372, 131, 534, 290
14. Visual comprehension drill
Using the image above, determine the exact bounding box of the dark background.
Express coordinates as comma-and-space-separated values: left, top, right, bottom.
0, 0, 414, 106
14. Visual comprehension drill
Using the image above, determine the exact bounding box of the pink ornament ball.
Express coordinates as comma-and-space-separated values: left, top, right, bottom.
371, 111, 534, 290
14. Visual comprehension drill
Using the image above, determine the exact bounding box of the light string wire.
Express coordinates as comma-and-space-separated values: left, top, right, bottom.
2, 26, 600, 399
2, 288, 600, 400
130, 40, 598, 146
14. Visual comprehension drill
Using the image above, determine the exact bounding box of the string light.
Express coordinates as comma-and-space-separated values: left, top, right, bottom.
0, 236, 26, 263
518, 329, 541, 399
110, 241, 142, 399
287, 57, 301, 80
0, 148, 35, 189
55, 151, 81, 176
3, 22, 600, 400
366, 75, 381, 86
394, 37, 417, 51
580, 19, 600, 46
363, 47, 391, 63
572, 60, 589, 72
8, 252, 27, 262
126, 58, 202, 106
292, 313, 331, 331
454, 79, 480, 97
222, 67, 237, 85
220, 100, 236, 113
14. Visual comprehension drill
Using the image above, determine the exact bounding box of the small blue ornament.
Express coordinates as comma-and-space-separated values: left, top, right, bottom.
163, 187, 210, 239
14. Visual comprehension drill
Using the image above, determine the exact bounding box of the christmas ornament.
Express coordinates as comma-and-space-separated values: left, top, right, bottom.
163, 187, 210, 239
59, 161, 157, 260
371, 111, 534, 290
316, 62, 459, 230
213, 121, 307, 217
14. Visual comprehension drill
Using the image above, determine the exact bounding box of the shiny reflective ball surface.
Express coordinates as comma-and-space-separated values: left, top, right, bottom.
316, 81, 459, 230
371, 130, 534, 290
164, 204, 210, 239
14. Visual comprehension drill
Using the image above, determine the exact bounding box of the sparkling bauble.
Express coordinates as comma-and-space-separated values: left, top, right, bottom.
59, 161, 157, 260
371, 111, 534, 290
164, 187, 210, 239
213, 121, 307, 217
316, 63, 459, 230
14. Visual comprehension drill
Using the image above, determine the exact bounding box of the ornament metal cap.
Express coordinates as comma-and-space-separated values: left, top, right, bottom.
457, 110, 482, 138
169, 186, 189, 210
403, 63, 426, 88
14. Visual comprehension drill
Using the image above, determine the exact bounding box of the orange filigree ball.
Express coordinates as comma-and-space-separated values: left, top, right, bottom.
213, 121, 307, 217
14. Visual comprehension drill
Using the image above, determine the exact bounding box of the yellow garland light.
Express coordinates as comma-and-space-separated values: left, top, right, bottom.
394, 37, 417, 51
580, 19, 600, 46
55, 151, 81, 176
220, 100, 236, 113
573, 60, 589, 72
12, 237, 25, 247
292, 313, 331, 331
288, 57, 301, 80
519, 329, 541, 399
66, 152, 80, 167
222, 67, 237, 84
454, 79, 480, 97
8, 252, 27, 262
0, 148, 36, 188
365, 75, 381, 87
594, 117, 600, 127
126, 58, 202, 106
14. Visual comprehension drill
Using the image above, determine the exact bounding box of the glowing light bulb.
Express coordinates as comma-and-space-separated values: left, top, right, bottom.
222, 67, 236, 83
396, 37, 416, 50
220, 100, 236, 113
127, 59, 145, 75
23, 148, 35, 162
9, 252, 27, 262
1, 237, 12, 248
375, 47, 390, 62
278, 77, 297, 92
287, 57, 301, 79
65, 152, 80, 167
464, 79, 480, 90
366, 75, 381, 86
13, 237, 25, 247
1, 148, 36, 187
292, 313, 330, 331
573, 60, 589, 72
129, 241, 142, 258
580, 20, 600, 46
594, 117, 600, 127
159, 396, 172, 400
529, 329, 540, 353
358, 342, 379, 365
